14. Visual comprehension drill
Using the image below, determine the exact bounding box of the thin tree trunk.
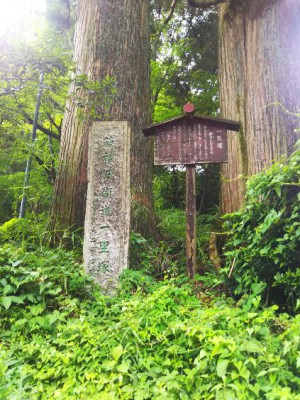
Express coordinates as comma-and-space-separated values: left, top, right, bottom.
19, 68, 45, 219
50, 0, 153, 239
219, 0, 300, 213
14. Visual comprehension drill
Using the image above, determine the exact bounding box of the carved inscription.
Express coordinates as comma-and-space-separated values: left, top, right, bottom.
154, 120, 227, 165
83, 122, 130, 294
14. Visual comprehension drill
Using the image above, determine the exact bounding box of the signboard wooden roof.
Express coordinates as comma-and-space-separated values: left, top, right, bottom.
143, 113, 240, 166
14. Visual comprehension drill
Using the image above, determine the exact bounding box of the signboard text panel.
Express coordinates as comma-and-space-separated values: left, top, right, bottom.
154, 121, 228, 165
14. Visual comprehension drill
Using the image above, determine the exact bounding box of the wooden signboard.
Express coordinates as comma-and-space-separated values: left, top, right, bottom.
144, 110, 239, 166
154, 121, 228, 166
143, 105, 240, 278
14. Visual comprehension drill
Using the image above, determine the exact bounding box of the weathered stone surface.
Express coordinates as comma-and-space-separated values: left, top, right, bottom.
83, 121, 130, 294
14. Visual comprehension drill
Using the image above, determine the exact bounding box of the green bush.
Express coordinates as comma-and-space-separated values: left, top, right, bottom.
223, 148, 300, 312
129, 231, 180, 278
0, 244, 95, 318
1, 259, 300, 399
0, 215, 48, 246
157, 209, 217, 270
153, 165, 220, 214
0, 173, 23, 224
0, 167, 53, 224
0, 214, 83, 250
0, 238, 300, 399
130, 210, 217, 278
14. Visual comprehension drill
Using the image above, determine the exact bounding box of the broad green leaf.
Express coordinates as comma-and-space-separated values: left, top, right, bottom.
2, 296, 12, 310
241, 341, 263, 353
29, 316, 48, 329
275, 186, 281, 198
0, 278, 7, 286
85, 372, 97, 381
216, 389, 237, 400
29, 303, 45, 316
102, 360, 117, 371
26, 294, 35, 303
117, 362, 129, 373
199, 349, 207, 359
3, 284, 13, 295
11, 259, 23, 267
9, 296, 24, 304
112, 344, 123, 361
216, 359, 229, 378
1, 295, 22, 309
257, 368, 279, 377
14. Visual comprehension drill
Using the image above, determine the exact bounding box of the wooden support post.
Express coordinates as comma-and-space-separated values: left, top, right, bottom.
186, 164, 196, 278
142, 102, 240, 280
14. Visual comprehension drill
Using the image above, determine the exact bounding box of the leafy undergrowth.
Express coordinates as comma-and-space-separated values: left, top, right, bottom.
224, 148, 300, 313
1, 245, 300, 399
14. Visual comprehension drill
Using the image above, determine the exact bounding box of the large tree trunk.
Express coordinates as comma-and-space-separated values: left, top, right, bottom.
219, 0, 300, 213
50, 0, 153, 239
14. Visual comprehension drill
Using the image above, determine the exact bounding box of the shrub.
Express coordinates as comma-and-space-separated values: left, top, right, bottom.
157, 209, 217, 271
223, 148, 300, 312
0, 214, 83, 250
1, 237, 300, 399
1, 267, 300, 399
0, 215, 48, 246
129, 231, 180, 278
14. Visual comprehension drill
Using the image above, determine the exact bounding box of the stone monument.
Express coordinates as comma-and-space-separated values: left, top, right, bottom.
84, 121, 131, 293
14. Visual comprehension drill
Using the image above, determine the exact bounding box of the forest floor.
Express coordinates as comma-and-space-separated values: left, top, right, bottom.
1, 244, 299, 399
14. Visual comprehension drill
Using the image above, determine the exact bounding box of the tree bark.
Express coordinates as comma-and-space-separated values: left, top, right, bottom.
219, 0, 300, 213
50, 0, 153, 239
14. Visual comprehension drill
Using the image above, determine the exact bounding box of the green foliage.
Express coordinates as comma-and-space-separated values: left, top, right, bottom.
73, 73, 117, 121
0, 21, 116, 222
0, 173, 23, 223
118, 269, 157, 297
0, 245, 92, 314
223, 148, 300, 312
1, 239, 300, 399
0, 216, 45, 246
129, 208, 218, 277
157, 209, 186, 251
0, 24, 71, 221
129, 231, 180, 279
153, 167, 185, 210
153, 165, 220, 213
157, 209, 217, 270
150, 1, 219, 122
0, 214, 84, 254
1, 3, 299, 396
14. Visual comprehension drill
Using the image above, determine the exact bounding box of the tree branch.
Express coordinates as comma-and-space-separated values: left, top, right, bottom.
163, 0, 179, 26
152, 0, 180, 57
23, 113, 61, 141
188, 0, 225, 8
35, 154, 56, 183
12, 95, 61, 141
47, 112, 62, 133
0, 87, 24, 97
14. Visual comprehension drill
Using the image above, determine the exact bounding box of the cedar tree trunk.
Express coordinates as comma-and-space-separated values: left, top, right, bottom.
219, 0, 300, 213
189, 0, 300, 214
50, 0, 153, 239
